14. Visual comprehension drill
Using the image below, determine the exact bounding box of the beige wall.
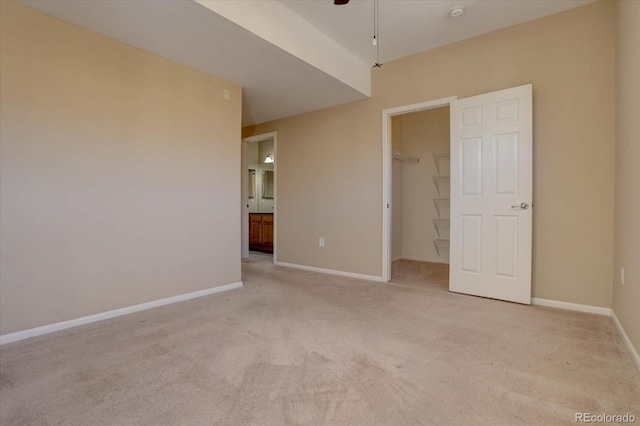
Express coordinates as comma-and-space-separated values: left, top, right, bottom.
258, 138, 275, 166
399, 107, 450, 264
613, 0, 640, 352
245, 98, 383, 276
0, 2, 242, 335
244, 1, 616, 306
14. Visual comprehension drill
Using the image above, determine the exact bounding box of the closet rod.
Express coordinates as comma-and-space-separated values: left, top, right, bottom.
392, 150, 419, 162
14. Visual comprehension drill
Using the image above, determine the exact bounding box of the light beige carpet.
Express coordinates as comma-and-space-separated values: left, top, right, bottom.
1, 258, 638, 425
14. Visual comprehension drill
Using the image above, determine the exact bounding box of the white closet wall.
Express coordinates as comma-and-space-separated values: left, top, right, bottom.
397, 107, 451, 263
391, 116, 404, 261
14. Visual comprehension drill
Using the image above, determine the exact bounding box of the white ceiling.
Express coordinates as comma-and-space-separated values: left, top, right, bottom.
281, 0, 598, 65
20, 0, 596, 127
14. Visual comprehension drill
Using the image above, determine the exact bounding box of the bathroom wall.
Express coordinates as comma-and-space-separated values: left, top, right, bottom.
247, 138, 275, 213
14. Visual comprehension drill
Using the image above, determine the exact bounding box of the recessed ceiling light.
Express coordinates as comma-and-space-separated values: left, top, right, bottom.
450, 6, 465, 18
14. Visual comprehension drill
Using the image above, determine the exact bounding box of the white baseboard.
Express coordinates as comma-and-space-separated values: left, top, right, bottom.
0, 281, 243, 345
531, 298, 612, 316
274, 261, 383, 282
531, 298, 639, 372
400, 256, 450, 265
611, 310, 640, 372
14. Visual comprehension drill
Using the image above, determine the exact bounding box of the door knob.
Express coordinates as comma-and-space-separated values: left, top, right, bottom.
511, 202, 529, 209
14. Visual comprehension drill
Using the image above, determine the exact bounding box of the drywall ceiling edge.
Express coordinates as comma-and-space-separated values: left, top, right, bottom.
196, 0, 371, 97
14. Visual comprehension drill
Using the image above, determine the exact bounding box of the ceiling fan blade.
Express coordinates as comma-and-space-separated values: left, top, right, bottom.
334, 0, 349, 4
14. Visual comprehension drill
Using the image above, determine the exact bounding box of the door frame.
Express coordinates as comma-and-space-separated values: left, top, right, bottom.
381, 96, 457, 282
241, 131, 277, 260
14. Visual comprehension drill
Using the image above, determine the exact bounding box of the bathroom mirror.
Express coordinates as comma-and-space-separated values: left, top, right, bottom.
262, 170, 274, 199
248, 169, 256, 199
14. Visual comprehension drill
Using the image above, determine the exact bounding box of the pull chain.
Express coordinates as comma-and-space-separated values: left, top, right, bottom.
373, 0, 382, 68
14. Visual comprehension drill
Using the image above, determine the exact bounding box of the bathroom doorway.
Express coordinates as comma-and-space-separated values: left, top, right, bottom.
241, 132, 277, 260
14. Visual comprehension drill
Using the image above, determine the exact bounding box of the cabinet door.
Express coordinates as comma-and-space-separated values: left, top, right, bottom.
262, 215, 274, 245
249, 215, 262, 243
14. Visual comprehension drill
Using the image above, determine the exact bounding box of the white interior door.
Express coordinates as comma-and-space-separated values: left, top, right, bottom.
449, 84, 532, 304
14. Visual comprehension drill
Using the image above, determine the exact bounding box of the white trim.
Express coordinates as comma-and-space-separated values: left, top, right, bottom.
275, 261, 383, 282
531, 297, 612, 316
273, 134, 278, 264
242, 131, 278, 144
382, 96, 457, 282
400, 256, 450, 265
530, 298, 639, 372
241, 132, 277, 263
0, 281, 243, 345
392, 257, 403, 263
382, 98, 458, 117
611, 310, 640, 372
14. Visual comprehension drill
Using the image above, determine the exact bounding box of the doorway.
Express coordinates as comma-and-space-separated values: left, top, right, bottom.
241, 132, 277, 261
382, 97, 457, 282
383, 85, 533, 304
390, 106, 451, 281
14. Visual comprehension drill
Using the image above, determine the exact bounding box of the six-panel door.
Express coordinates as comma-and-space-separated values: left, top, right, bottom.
449, 84, 533, 304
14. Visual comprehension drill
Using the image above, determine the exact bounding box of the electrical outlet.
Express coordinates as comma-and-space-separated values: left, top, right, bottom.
621, 267, 625, 285
319, 237, 325, 247
223, 89, 230, 101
